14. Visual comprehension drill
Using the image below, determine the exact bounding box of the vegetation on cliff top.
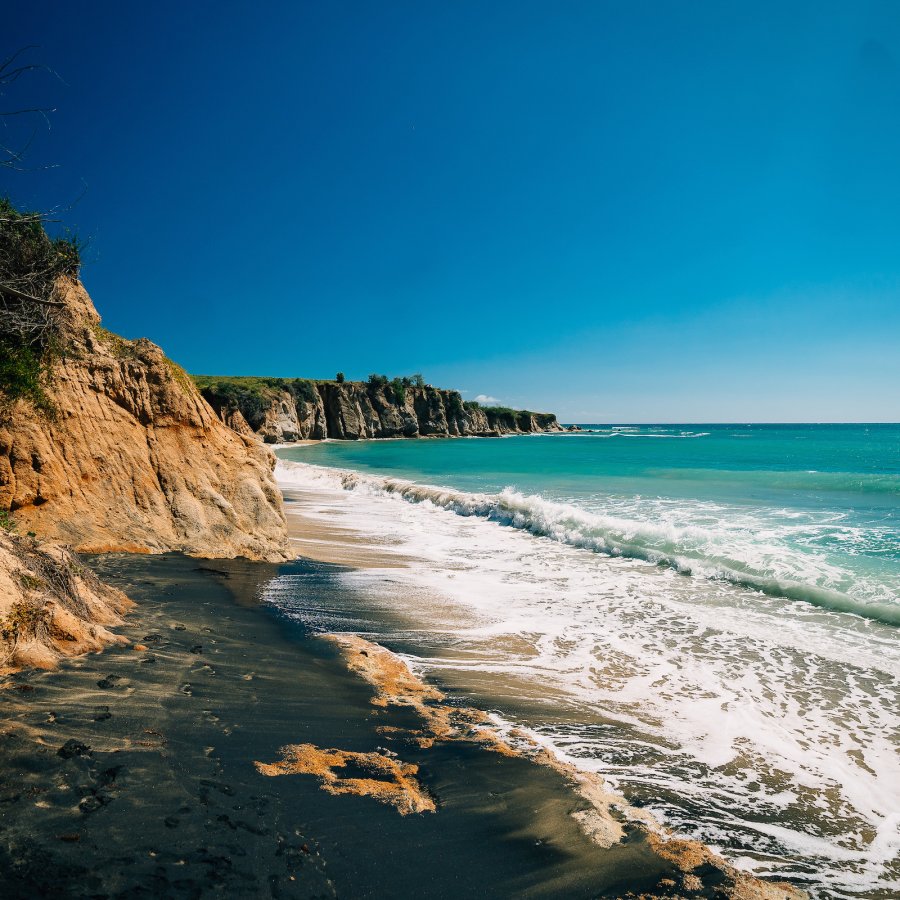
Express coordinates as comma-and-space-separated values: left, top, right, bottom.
193, 374, 556, 434
0, 198, 82, 411
193, 375, 318, 431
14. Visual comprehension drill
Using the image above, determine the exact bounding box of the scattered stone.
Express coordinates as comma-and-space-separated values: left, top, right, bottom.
92, 706, 112, 722
56, 833, 81, 842
189, 644, 203, 654
132, 643, 149, 652
97, 674, 121, 689
164, 816, 179, 828
78, 793, 110, 814
58, 739, 91, 759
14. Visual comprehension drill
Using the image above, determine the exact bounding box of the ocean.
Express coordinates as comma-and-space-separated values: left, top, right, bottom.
274, 424, 900, 899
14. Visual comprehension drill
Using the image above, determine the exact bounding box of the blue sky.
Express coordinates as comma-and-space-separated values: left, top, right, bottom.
4, 1, 899, 422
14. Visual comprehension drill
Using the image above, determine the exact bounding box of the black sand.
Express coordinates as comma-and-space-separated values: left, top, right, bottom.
0, 554, 683, 898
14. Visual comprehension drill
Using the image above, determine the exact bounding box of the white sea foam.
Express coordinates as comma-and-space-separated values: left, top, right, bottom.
278, 459, 899, 620
274, 459, 900, 898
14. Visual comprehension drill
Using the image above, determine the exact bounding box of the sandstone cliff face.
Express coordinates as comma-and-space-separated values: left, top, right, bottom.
201, 379, 562, 443
0, 278, 289, 560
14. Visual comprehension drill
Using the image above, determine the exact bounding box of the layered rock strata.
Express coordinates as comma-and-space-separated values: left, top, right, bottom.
200, 378, 562, 443
0, 277, 289, 560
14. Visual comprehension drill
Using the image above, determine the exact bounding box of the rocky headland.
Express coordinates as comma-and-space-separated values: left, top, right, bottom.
195, 375, 563, 443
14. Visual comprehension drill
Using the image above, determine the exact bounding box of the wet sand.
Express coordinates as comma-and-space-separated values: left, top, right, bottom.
282, 487, 414, 568
0, 553, 688, 899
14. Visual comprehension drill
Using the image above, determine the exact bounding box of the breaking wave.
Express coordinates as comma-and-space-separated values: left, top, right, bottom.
276, 460, 900, 626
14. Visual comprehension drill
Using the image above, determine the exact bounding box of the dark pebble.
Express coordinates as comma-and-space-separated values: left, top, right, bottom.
58, 739, 91, 759
79, 793, 110, 814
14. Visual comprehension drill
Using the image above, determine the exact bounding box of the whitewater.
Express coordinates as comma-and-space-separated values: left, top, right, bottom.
271, 426, 899, 899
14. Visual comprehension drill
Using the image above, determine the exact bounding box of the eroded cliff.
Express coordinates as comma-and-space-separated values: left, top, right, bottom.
196, 376, 562, 443
0, 278, 289, 560
0, 529, 131, 672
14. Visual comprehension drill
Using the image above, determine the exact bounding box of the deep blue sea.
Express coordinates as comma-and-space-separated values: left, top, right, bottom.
275, 424, 899, 898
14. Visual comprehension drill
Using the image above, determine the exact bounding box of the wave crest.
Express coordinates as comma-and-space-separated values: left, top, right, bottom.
277, 460, 900, 626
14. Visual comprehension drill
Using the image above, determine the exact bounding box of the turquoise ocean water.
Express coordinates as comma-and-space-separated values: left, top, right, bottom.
275, 424, 899, 898
284, 424, 899, 620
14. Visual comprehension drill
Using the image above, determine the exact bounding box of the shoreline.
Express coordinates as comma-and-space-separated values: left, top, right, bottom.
0, 553, 708, 898
0, 462, 808, 898
273, 466, 806, 898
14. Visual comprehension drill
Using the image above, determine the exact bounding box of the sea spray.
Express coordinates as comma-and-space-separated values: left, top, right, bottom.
278, 460, 900, 624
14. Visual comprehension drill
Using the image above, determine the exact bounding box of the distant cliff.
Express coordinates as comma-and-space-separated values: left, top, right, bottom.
0, 278, 289, 561
194, 376, 563, 443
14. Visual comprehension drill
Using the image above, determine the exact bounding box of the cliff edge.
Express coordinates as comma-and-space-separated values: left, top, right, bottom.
196, 375, 563, 443
0, 277, 289, 561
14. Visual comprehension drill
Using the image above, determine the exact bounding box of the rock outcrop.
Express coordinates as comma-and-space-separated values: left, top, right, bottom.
198, 377, 562, 443
0, 277, 289, 560
0, 529, 131, 672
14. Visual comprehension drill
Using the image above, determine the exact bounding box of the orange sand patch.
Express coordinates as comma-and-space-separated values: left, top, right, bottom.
254, 743, 434, 815
323, 633, 807, 898
327, 634, 517, 756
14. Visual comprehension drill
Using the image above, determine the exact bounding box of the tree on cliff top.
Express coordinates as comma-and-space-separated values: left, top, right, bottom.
0, 200, 81, 410
0, 48, 80, 411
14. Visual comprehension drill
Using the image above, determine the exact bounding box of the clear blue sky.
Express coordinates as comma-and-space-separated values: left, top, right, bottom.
5, 1, 899, 422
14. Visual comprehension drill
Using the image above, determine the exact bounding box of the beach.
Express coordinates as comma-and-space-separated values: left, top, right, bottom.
1, 492, 814, 898
0, 553, 722, 899
2, 425, 896, 898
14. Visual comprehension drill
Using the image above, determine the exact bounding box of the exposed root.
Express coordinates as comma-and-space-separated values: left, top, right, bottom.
0, 530, 131, 673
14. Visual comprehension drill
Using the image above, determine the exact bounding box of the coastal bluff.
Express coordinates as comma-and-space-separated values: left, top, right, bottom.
0, 277, 289, 561
195, 375, 563, 443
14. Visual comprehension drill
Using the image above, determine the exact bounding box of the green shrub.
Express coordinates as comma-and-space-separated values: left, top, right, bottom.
1, 600, 47, 640
0, 508, 17, 532
0, 339, 45, 407
290, 378, 318, 405
390, 377, 406, 404
446, 392, 464, 417
0, 198, 83, 410
17, 572, 45, 591
335, 371, 345, 383
0, 198, 82, 291
367, 373, 389, 389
